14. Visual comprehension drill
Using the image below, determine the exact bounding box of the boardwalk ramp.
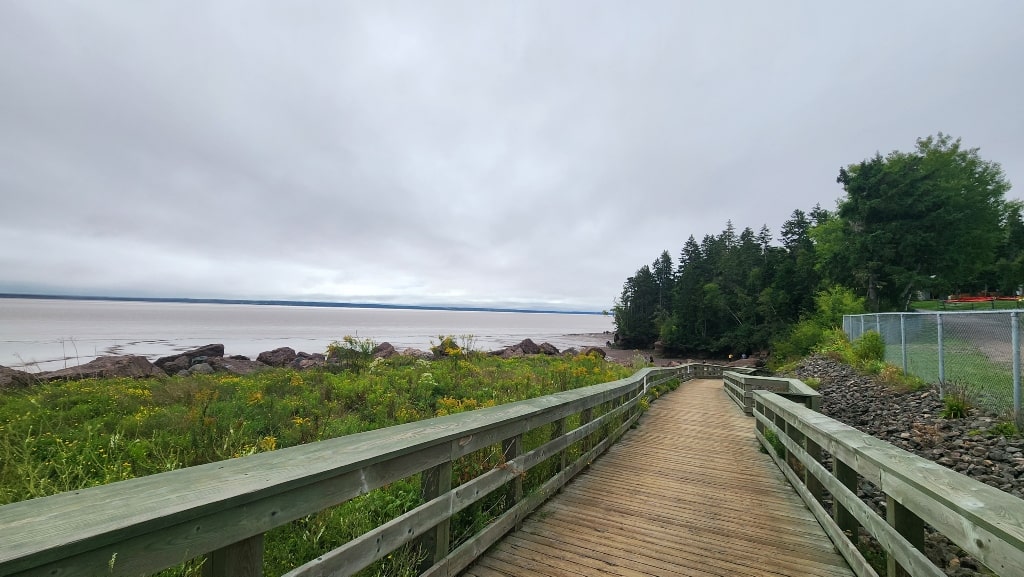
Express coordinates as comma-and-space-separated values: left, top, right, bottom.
463, 378, 853, 577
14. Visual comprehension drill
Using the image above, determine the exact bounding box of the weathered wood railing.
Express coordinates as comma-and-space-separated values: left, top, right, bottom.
722, 369, 820, 413
754, 390, 1024, 577
0, 362, 719, 577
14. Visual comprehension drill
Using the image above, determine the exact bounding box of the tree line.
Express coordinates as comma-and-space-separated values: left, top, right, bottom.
613, 134, 1019, 358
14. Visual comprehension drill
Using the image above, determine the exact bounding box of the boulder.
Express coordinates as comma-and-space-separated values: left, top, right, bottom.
0, 365, 35, 389
39, 355, 166, 382
581, 346, 606, 359
400, 348, 434, 360
513, 339, 542, 355
501, 348, 524, 359
290, 353, 326, 370
257, 347, 297, 367
291, 357, 325, 370
539, 342, 560, 355
208, 357, 268, 376
561, 347, 580, 357
189, 362, 215, 375
158, 355, 190, 375
371, 342, 397, 359
155, 343, 225, 372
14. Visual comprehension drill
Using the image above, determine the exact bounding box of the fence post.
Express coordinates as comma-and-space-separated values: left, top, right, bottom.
418, 461, 453, 571
875, 314, 880, 334
900, 314, 908, 374
1013, 311, 1021, 428
936, 313, 945, 396
860, 315, 865, 337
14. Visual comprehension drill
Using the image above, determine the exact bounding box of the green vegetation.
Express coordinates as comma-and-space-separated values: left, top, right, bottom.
0, 348, 633, 576
614, 133, 1017, 359
940, 379, 978, 419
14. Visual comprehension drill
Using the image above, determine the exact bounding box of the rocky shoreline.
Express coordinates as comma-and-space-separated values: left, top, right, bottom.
0, 339, 609, 389
793, 354, 1023, 576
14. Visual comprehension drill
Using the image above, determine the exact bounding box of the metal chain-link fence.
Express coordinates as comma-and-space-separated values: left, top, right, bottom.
843, 311, 1022, 423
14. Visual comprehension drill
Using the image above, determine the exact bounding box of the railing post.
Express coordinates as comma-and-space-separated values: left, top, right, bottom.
832, 459, 859, 539
937, 313, 945, 396
418, 461, 453, 572
204, 535, 264, 577
885, 496, 924, 577
1013, 311, 1021, 429
580, 407, 594, 453
900, 313, 907, 374
502, 435, 523, 506
552, 417, 567, 472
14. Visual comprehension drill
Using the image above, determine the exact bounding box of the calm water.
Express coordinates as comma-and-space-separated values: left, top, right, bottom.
0, 299, 614, 371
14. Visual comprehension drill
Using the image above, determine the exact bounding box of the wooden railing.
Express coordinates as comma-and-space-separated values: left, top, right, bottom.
0, 363, 720, 577
722, 370, 819, 413
753, 389, 1024, 577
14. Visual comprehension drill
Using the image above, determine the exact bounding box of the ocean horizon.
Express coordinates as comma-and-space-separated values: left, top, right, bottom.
0, 297, 615, 372
0, 293, 604, 316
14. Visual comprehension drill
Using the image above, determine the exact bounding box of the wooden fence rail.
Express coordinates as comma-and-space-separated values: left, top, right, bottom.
0, 362, 721, 577
753, 390, 1024, 577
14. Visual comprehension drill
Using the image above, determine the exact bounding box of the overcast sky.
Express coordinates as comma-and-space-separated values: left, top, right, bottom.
1, 2, 1021, 311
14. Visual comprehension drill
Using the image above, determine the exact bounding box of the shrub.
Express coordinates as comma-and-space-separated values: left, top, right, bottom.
852, 331, 885, 364
814, 328, 853, 363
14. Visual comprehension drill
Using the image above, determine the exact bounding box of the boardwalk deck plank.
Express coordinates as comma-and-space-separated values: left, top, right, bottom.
460, 378, 854, 577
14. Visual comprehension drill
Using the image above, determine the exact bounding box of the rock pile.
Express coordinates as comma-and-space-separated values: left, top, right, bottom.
794, 354, 1023, 576
1, 338, 604, 384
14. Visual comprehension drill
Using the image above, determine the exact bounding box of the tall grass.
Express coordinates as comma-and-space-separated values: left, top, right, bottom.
0, 351, 632, 576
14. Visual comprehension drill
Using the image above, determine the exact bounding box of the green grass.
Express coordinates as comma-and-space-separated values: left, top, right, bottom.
884, 339, 1014, 413
0, 350, 633, 576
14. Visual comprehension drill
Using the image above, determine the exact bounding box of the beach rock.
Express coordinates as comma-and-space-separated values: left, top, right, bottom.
371, 342, 397, 359
513, 339, 542, 355
0, 365, 35, 389
400, 348, 434, 360
189, 362, 215, 375
581, 346, 606, 358
39, 355, 166, 381
208, 357, 268, 376
257, 347, 297, 367
501, 347, 525, 359
539, 342, 560, 355
562, 347, 580, 357
289, 352, 325, 370
155, 343, 224, 372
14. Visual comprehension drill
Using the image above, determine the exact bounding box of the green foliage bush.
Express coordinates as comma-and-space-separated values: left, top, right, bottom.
851, 330, 885, 363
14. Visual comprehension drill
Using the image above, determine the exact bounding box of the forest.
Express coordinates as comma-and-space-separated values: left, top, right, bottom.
613, 134, 1020, 360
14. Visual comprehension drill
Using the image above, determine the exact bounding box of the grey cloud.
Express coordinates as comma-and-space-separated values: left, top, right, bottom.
1, 1, 1022, 310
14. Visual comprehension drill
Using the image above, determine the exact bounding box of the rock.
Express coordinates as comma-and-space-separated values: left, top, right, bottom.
501, 348, 525, 359
159, 355, 191, 375
371, 342, 397, 359
189, 362, 215, 375
155, 343, 224, 372
400, 348, 434, 360
581, 346, 606, 358
207, 357, 268, 376
562, 347, 580, 357
539, 342, 560, 355
0, 365, 36, 389
38, 355, 166, 381
257, 347, 297, 367
513, 339, 542, 355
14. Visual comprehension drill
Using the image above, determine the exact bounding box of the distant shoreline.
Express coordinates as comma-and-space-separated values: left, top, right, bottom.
0, 293, 604, 316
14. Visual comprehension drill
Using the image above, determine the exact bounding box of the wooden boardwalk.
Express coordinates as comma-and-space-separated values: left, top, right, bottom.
461, 378, 854, 577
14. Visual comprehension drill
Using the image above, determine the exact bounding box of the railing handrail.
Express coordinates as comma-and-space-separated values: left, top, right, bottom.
0, 363, 716, 577
753, 389, 1024, 577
